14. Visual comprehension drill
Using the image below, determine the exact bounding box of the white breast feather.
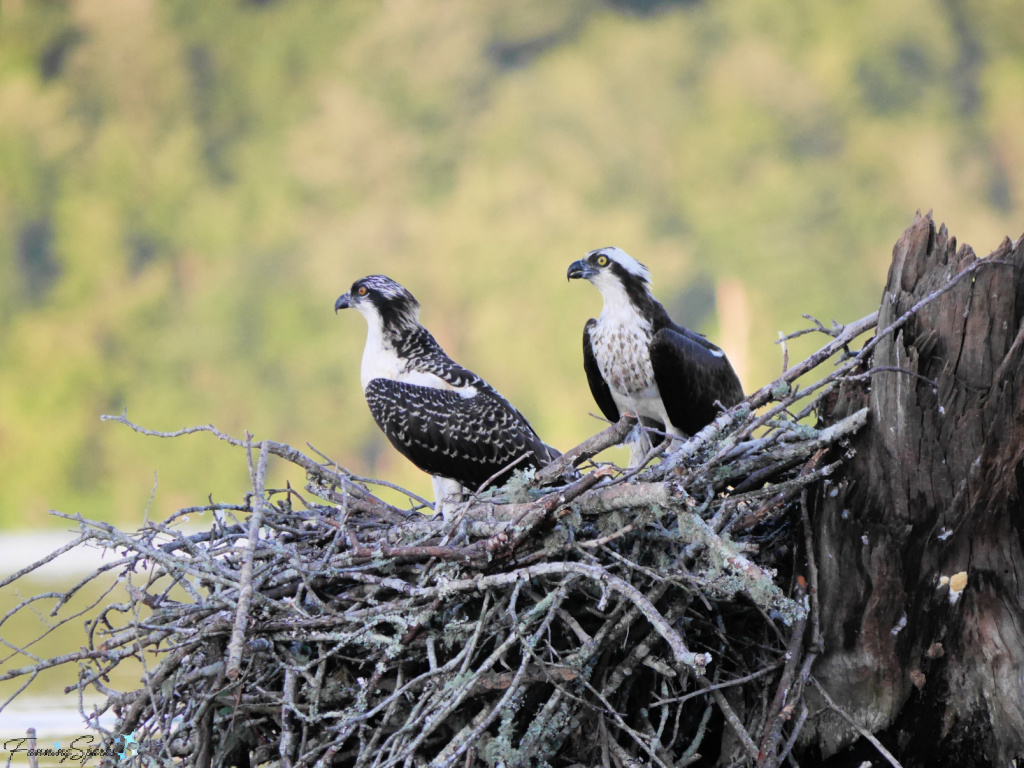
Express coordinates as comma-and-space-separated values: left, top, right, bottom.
359, 313, 401, 389
591, 316, 654, 396
590, 293, 674, 427
592, 290, 655, 394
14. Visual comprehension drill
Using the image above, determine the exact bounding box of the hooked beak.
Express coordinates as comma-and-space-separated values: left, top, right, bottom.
567, 260, 597, 281
334, 293, 351, 313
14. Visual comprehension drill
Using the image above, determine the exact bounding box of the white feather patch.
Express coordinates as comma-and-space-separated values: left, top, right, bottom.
358, 306, 400, 389
590, 246, 651, 283
357, 305, 400, 389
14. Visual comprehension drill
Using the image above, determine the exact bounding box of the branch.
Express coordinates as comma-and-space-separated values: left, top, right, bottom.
225, 439, 268, 679
533, 415, 637, 484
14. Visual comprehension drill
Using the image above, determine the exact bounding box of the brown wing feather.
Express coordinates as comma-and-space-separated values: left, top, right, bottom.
650, 328, 743, 436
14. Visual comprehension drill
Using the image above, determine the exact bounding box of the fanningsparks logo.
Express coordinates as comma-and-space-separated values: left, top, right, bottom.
3, 731, 142, 764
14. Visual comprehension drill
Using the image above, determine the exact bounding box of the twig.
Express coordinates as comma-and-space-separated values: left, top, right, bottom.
280, 667, 298, 768
699, 677, 760, 760
854, 255, 1013, 367
842, 365, 938, 390
534, 415, 637, 484
801, 490, 822, 652
27, 728, 39, 768
0, 534, 90, 589
306, 442, 434, 511
436, 561, 711, 671
778, 704, 808, 768
809, 677, 904, 768
757, 581, 808, 767
101, 412, 407, 518
226, 439, 269, 680
778, 331, 790, 373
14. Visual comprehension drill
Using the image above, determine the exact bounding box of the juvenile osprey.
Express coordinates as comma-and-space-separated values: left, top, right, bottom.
335, 275, 560, 518
567, 247, 743, 464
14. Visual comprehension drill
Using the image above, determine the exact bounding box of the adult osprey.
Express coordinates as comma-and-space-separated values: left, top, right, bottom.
335, 275, 560, 518
567, 247, 743, 464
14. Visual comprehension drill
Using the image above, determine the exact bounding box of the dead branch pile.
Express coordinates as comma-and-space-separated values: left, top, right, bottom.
0, 257, 995, 768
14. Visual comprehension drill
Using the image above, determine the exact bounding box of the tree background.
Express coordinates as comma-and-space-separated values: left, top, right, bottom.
1, 0, 1022, 528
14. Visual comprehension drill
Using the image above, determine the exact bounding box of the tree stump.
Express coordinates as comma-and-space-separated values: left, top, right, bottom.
806, 213, 1024, 767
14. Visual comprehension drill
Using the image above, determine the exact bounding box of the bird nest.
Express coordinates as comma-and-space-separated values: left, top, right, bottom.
2, 312, 885, 768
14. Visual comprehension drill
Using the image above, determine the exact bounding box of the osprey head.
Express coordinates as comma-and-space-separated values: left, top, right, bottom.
335, 274, 421, 330
567, 246, 652, 296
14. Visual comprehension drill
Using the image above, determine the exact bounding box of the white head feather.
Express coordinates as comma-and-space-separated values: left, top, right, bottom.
588, 247, 651, 284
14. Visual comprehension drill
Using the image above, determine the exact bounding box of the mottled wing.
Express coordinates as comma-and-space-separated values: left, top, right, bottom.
650, 327, 744, 436
364, 379, 556, 491
396, 327, 486, 390
583, 319, 620, 423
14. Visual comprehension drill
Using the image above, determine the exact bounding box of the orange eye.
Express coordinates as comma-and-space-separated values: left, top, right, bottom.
357, 286, 368, 296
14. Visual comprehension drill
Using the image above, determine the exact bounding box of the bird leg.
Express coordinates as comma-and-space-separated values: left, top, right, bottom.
625, 418, 661, 468
626, 425, 651, 468
621, 412, 661, 468
625, 418, 685, 469
431, 476, 466, 522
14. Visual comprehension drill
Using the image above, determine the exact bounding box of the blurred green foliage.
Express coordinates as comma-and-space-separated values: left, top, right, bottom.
1, 0, 1021, 527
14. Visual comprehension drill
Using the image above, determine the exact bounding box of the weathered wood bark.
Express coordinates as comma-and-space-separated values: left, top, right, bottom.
806, 214, 1024, 767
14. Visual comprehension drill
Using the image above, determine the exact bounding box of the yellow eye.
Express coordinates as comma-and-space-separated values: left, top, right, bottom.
595, 254, 609, 267
357, 286, 368, 296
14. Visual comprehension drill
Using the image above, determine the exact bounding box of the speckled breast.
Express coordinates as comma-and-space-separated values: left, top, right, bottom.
591, 320, 656, 397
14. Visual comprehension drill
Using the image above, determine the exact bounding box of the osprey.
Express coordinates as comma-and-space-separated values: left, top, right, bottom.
567, 247, 743, 464
335, 275, 560, 518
